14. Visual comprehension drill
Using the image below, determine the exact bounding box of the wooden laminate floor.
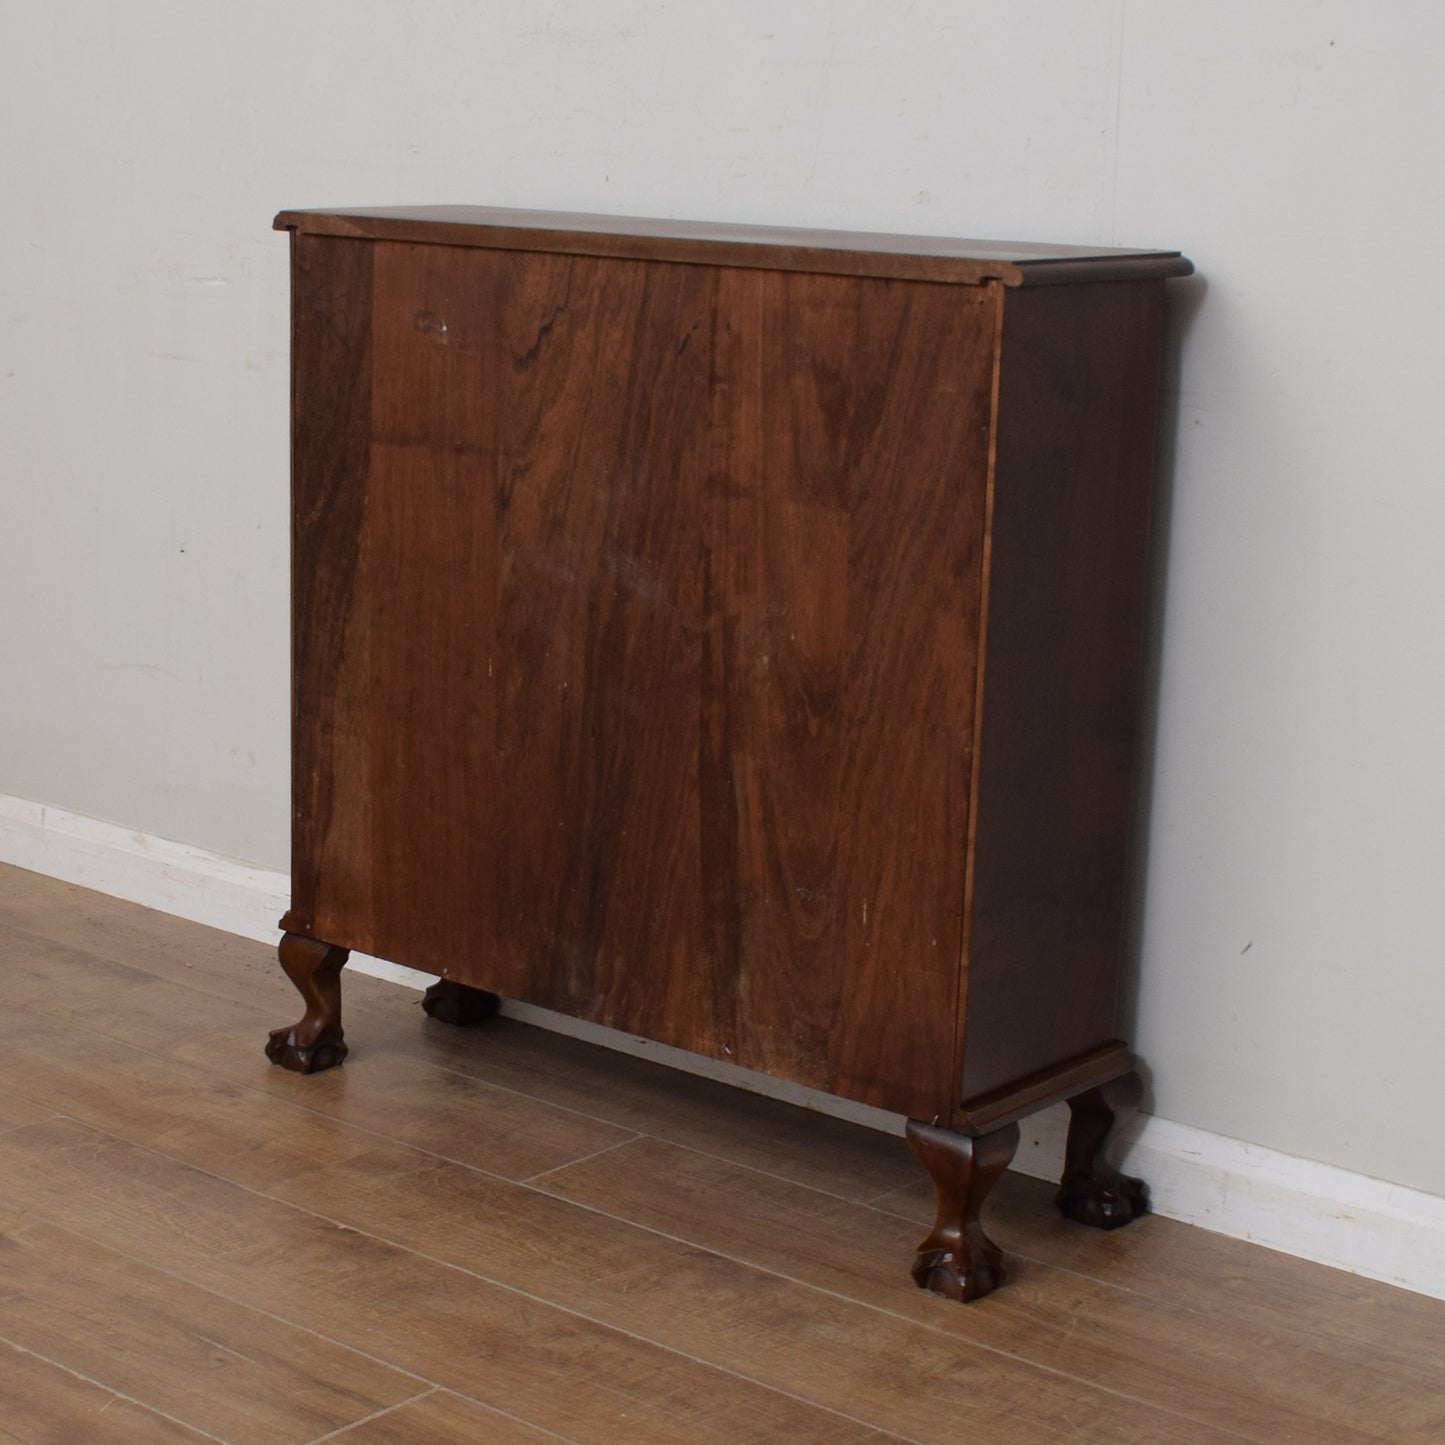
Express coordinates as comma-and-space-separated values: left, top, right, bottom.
1, 864, 1442, 1443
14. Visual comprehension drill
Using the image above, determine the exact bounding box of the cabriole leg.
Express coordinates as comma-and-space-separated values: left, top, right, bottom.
265, 932, 350, 1073
905, 1118, 1021, 1303
1056, 1069, 1149, 1229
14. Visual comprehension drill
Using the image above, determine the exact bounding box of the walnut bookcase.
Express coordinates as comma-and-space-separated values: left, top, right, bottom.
266, 205, 1192, 1302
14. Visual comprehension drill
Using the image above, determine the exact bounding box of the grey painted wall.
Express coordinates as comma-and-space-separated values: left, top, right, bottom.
2, 2, 1440, 1194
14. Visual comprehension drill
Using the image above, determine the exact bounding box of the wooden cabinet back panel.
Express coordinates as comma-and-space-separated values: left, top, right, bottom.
291, 233, 994, 1117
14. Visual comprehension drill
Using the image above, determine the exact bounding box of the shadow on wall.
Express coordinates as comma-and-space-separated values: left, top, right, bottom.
1115, 268, 1208, 1114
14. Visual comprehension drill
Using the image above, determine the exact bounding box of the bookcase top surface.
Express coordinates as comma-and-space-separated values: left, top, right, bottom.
274, 205, 1192, 287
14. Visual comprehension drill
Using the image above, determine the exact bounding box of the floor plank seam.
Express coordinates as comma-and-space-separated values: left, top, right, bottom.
1, 1128, 1168, 1442
0, 1003, 639, 1198
3, 928, 920, 1213
418, 1048, 926, 1203
520, 1133, 641, 1186
324, 1041, 922, 1215
0, 1140, 1324, 1445
539, 1126, 1164, 1312
859, 1190, 1167, 1300
211, 1070, 633, 1187
422, 1050, 731, 1136
243, 1208, 929, 1445
411, 1391, 606, 1445
0, 1332, 231, 1444
517, 1182, 1268, 1444
861, 1180, 926, 1209
0, 1168, 440, 1394
1, 988, 930, 1275
301, 1387, 438, 1444
4, 962, 958, 1237
9, 897, 1444, 1442
6, 1009, 1423, 1436
11, 1113, 924, 1445
5, 901, 1439, 1433
2, 920, 911, 1204
618, 1132, 903, 1208
10, 1079, 1271, 1439
858, 1184, 1383, 1354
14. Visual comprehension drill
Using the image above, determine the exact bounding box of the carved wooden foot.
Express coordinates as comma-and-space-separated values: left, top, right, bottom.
906, 1118, 1021, 1303
1056, 1069, 1150, 1229
421, 978, 502, 1026
265, 932, 350, 1073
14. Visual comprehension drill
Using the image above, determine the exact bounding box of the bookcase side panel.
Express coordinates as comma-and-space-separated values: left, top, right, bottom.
959, 280, 1168, 1105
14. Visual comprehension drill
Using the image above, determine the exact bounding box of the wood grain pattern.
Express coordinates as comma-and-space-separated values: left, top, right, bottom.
394, 1007, 924, 1203
4, 868, 1443, 1444
0, 1008, 385, 1194
321, 1391, 562, 1445
0, 929, 638, 1188
289, 240, 994, 1118
0, 1341, 217, 1445
540, 1137, 1444, 1444
0, 1118, 877, 1445
705, 268, 991, 1114
487, 248, 713, 1051
0, 987, 1215, 1443
0, 867, 291, 1009
288, 233, 374, 939
265, 1142, 1228, 1444
0, 1088, 48, 1134
0, 1215, 421, 1444
867, 1167, 1445, 1439
279, 216, 1198, 1268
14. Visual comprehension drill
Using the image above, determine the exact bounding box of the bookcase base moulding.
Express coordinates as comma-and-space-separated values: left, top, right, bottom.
265, 205, 1193, 1303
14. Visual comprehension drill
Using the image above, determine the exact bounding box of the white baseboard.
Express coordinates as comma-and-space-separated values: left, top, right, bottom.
3, 791, 1442, 1302
0, 795, 289, 946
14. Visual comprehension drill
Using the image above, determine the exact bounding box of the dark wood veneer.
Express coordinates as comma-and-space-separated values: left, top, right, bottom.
958, 280, 1168, 1105
268, 206, 1191, 1300
275, 206, 1194, 288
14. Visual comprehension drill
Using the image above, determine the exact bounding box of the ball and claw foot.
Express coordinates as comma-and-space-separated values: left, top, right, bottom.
421, 978, 502, 1027
1055, 1070, 1150, 1231
1056, 1167, 1150, 1230
906, 1118, 1021, 1305
911, 1241, 1007, 1303
265, 1025, 347, 1074
265, 932, 350, 1074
